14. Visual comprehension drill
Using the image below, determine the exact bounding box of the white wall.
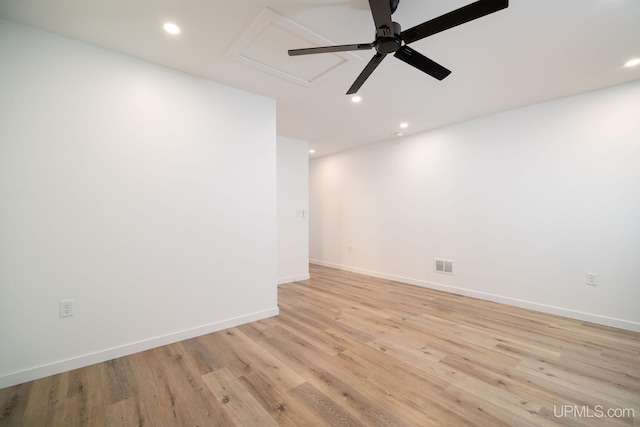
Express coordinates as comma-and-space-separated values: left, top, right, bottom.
310, 80, 640, 332
0, 20, 278, 388
277, 136, 310, 284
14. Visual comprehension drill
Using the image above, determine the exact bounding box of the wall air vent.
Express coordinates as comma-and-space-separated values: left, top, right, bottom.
434, 258, 454, 274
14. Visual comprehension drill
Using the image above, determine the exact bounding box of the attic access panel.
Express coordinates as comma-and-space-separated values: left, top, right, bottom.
227, 8, 362, 87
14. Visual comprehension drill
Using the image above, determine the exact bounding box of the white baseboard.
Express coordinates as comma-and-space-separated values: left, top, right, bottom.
277, 273, 311, 285
310, 260, 640, 333
0, 307, 279, 389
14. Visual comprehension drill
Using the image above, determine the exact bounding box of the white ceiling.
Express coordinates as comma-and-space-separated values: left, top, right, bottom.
1, 0, 639, 157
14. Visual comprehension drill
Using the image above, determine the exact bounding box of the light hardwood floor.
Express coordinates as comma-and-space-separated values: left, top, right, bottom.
1, 264, 639, 426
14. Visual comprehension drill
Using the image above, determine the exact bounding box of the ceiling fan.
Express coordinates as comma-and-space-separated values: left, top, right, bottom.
288, 0, 509, 95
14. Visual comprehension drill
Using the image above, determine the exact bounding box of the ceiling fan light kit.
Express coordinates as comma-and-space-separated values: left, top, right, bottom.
288, 0, 509, 94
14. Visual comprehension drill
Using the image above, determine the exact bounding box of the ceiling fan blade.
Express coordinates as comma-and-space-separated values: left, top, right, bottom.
401, 0, 509, 44
288, 43, 374, 56
394, 46, 451, 80
347, 53, 386, 95
369, 0, 394, 37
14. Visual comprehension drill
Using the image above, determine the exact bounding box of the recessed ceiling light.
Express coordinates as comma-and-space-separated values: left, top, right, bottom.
309, 149, 316, 154
400, 122, 408, 129
624, 58, 640, 68
351, 96, 362, 103
395, 132, 404, 137
163, 22, 181, 35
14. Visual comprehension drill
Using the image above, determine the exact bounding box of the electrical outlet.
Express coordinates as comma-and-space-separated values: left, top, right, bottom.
586, 273, 597, 286
59, 300, 73, 317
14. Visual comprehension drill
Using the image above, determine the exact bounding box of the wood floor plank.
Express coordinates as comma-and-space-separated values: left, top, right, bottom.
2, 264, 639, 426
445, 384, 549, 427
0, 383, 30, 426
237, 370, 322, 427
287, 382, 366, 427
251, 327, 414, 427
104, 397, 143, 427
101, 357, 138, 405
270, 309, 347, 356
202, 367, 279, 427
15, 376, 56, 426
240, 316, 445, 426
216, 327, 307, 391
152, 343, 234, 426
336, 348, 497, 426
517, 357, 640, 409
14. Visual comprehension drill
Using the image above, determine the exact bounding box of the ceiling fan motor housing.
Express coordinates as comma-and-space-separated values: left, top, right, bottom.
376, 22, 402, 54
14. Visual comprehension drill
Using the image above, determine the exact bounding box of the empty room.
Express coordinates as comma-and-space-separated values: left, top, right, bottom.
1, 0, 639, 426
